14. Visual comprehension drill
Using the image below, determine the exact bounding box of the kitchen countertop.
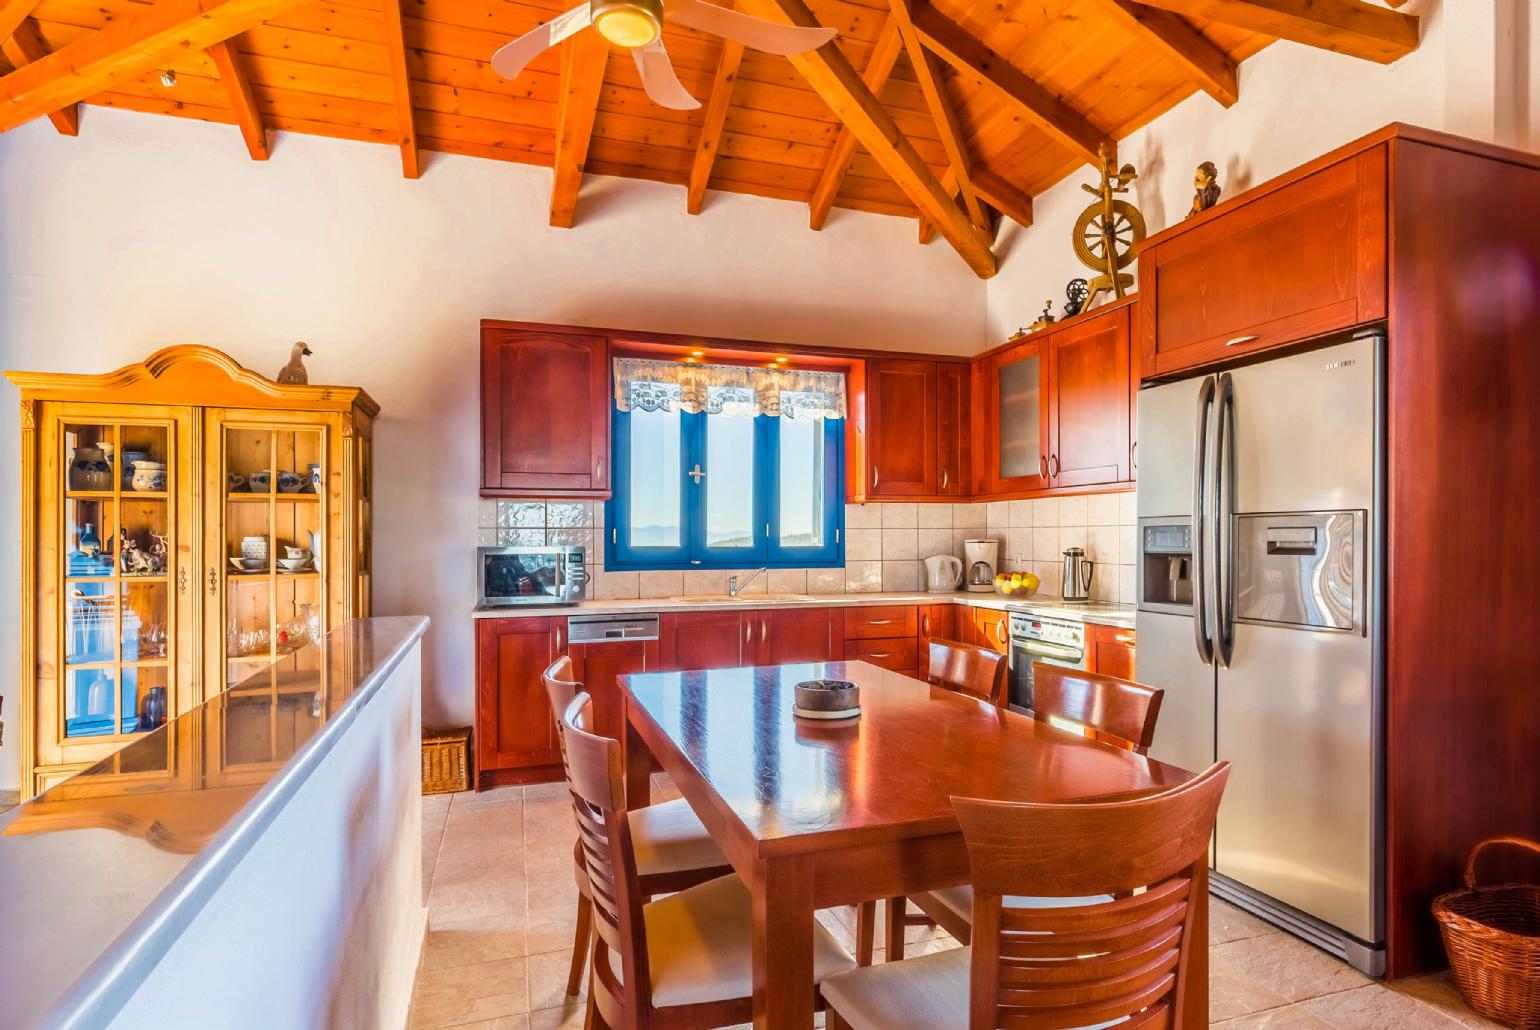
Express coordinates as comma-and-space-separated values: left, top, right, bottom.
473, 590, 1137, 629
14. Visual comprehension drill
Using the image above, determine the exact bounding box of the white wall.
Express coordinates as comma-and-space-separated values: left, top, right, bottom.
985, 0, 1540, 340
0, 109, 987, 790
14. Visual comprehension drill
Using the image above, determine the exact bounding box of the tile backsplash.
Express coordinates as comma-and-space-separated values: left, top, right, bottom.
477, 492, 1137, 603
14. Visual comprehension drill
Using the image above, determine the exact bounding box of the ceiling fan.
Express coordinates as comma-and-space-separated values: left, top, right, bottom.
491, 0, 837, 111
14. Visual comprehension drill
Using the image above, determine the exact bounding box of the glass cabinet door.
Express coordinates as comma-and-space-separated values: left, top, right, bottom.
994, 343, 1049, 490
59, 419, 179, 743
211, 417, 328, 691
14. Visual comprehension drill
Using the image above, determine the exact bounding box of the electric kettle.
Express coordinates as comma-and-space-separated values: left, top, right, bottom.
923, 554, 963, 592
1061, 546, 1094, 601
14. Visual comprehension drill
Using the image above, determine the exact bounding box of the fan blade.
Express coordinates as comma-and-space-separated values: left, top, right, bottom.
491, 4, 593, 79
665, 0, 835, 55
632, 39, 700, 110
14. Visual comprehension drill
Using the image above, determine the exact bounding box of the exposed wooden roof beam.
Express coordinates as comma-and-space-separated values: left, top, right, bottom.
0, 0, 40, 50
687, 36, 744, 215
549, 33, 608, 228
806, 17, 900, 231
0, 0, 307, 134
741, 0, 994, 276
1133, 0, 1417, 63
1095, 0, 1237, 106
911, 2, 1111, 165
207, 39, 267, 159
970, 165, 1032, 229
1, 18, 77, 135
380, 0, 418, 178
888, 0, 984, 229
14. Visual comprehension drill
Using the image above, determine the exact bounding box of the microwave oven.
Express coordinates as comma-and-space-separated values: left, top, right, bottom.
477, 546, 589, 607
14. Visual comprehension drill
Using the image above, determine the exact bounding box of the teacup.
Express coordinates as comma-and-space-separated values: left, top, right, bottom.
284, 546, 311, 560
227, 471, 246, 493
241, 536, 269, 561
249, 470, 272, 493
277, 470, 305, 494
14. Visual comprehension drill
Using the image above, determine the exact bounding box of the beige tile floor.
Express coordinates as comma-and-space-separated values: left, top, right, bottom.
411, 778, 1501, 1030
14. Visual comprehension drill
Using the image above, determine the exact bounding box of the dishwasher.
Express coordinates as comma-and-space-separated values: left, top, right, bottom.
566, 613, 660, 644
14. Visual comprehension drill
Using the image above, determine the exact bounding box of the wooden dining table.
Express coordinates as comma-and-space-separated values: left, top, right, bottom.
620, 659, 1206, 1029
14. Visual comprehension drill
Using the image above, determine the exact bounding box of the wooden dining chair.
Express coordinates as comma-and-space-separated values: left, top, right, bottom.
853, 637, 1010, 964
543, 658, 731, 999
822, 761, 1231, 1030
559, 692, 856, 1029
869, 661, 1169, 960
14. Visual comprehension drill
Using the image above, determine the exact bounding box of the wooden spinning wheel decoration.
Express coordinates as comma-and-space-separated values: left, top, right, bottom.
1072, 144, 1146, 306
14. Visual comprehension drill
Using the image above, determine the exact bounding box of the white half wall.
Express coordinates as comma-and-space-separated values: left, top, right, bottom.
985, 0, 1540, 340
0, 108, 987, 790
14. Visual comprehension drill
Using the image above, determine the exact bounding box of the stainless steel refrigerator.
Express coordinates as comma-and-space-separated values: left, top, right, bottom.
1135, 333, 1384, 975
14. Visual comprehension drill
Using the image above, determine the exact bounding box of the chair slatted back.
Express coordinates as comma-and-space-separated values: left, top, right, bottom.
954, 762, 1230, 1030
928, 638, 1009, 706
558, 693, 651, 1027
1031, 662, 1165, 754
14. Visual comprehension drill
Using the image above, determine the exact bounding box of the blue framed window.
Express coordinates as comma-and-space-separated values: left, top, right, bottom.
606, 369, 845, 570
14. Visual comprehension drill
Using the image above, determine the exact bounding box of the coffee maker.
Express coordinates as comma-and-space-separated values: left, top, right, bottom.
964, 539, 999, 593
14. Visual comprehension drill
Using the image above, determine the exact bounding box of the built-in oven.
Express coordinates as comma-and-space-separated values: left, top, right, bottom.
477, 546, 589, 607
1007, 611, 1087, 709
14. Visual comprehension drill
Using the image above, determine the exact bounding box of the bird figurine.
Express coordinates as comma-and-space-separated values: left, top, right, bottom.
277, 342, 313, 384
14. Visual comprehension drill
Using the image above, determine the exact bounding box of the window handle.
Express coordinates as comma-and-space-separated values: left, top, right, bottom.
688, 464, 707, 484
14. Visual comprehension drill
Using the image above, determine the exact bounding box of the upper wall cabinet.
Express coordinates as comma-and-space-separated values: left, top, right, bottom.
977, 337, 1049, 495
849, 357, 970, 502
481, 324, 611, 497
1047, 304, 1133, 487
1137, 148, 1387, 378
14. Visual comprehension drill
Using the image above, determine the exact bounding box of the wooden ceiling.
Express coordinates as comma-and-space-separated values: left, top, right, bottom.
0, 0, 1418, 276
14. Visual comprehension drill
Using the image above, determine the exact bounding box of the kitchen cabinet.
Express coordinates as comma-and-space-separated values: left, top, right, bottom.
1088, 623, 1135, 680
843, 605, 919, 640
480, 324, 611, 497
849, 358, 971, 502
658, 611, 745, 670
1046, 305, 1133, 488
963, 607, 1009, 655
1137, 147, 1387, 379
568, 637, 659, 743
751, 607, 843, 664
975, 337, 1049, 495
845, 637, 918, 675
7, 345, 376, 800
474, 616, 560, 786
917, 604, 956, 680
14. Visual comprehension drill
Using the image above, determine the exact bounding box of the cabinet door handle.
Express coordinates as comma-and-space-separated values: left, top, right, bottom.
595, 457, 604, 480
868, 651, 893, 659
867, 618, 895, 625
556, 623, 565, 651
1050, 454, 1060, 477
745, 620, 752, 646
1040, 455, 1048, 478
872, 465, 880, 489
208, 566, 218, 595
178, 566, 188, 595
1114, 633, 1135, 644
1131, 440, 1138, 473
1225, 335, 1259, 348
940, 467, 948, 491
761, 618, 767, 644
922, 614, 930, 635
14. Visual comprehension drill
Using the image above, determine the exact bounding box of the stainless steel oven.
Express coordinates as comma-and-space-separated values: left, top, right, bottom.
477, 546, 589, 607
1007, 611, 1087, 709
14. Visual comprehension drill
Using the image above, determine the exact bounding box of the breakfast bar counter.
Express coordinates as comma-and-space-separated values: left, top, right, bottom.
0, 616, 429, 1030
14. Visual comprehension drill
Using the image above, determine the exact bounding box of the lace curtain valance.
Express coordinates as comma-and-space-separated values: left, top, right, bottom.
613, 357, 847, 420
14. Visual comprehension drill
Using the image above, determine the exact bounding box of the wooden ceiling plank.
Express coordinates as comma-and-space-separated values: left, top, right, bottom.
910, 1, 1111, 165
0, 0, 39, 49
887, 0, 984, 228
206, 38, 268, 158
1094, 0, 1237, 106
548, 31, 608, 228
739, 0, 994, 276
2, 17, 76, 134
0, 0, 309, 133
806, 15, 900, 230
969, 163, 1031, 227
381, 0, 418, 177
687, 37, 745, 215
1132, 0, 1417, 63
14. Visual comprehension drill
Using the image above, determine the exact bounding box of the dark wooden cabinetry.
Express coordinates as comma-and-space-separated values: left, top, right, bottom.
1137, 148, 1387, 379
961, 606, 1009, 654
481, 324, 611, 497
658, 611, 745, 670
1087, 623, 1135, 680
474, 617, 560, 786
568, 638, 659, 744
975, 337, 1049, 495
753, 608, 843, 664
917, 603, 956, 680
850, 358, 971, 502
1047, 305, 1133, 487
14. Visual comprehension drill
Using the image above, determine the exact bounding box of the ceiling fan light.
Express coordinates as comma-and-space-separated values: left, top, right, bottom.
592, 0, 662, 47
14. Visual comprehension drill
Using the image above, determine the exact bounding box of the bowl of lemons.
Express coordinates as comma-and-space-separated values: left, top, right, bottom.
994, 570, 1040, 598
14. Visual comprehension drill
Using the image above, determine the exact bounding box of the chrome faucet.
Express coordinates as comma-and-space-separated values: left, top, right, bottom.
728, 567, 768, 597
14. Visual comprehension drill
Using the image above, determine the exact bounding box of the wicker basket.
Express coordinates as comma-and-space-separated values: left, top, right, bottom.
1434, 837, 1540, 1029
421, 727, 472, 795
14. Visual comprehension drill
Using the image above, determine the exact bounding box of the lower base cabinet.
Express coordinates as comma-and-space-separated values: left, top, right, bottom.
961, 606, 1010, 654
569, 638, 660, 744
917, 604, 957, 680
1088, 624, 1136, 679
475, 617, 560, 788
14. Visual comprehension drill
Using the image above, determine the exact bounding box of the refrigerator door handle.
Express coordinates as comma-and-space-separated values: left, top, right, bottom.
1192, 375, 1216, 666
1215, 371, 1236, 668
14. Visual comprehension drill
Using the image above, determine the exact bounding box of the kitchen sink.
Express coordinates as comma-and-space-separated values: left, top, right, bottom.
669, 593, 817, 604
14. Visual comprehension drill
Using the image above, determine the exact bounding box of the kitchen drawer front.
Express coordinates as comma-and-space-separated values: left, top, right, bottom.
843, 605, 919, 639
845, 636, 918, 674
1139, 147, 1387, 379
1088, 623, 1136, 680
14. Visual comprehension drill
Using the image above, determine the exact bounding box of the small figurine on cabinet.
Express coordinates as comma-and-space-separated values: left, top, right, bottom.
1063, 278, 1091, 318
276, 341, 313, 385
1188, 161, 1221, 219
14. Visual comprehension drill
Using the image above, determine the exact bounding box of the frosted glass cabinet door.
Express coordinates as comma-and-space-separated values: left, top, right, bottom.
989, 341, 1049, 493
